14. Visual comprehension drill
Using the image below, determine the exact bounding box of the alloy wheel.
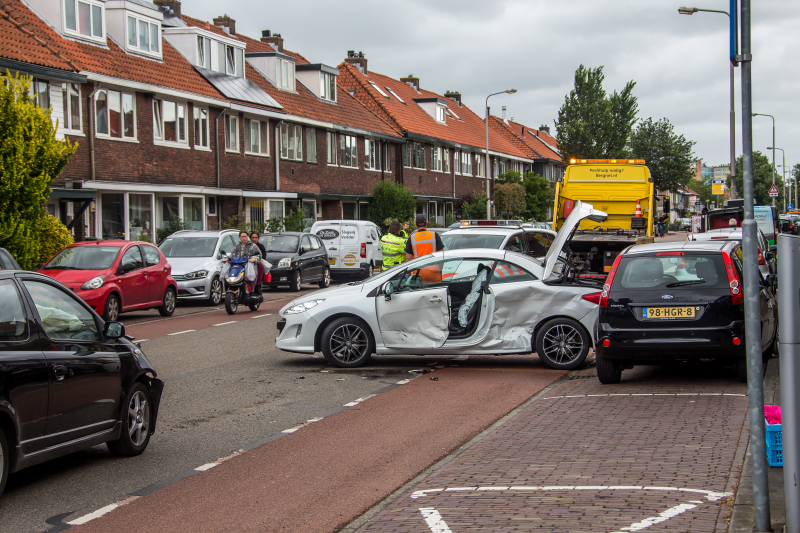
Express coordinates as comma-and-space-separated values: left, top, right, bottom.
164, 290, 176, 313
127, 390, 150, 447
324, 268, 330, 285
542, 324, 584, 365
329, 324, 369, 363
210, 278, 223, 305
107, 296, 119, 321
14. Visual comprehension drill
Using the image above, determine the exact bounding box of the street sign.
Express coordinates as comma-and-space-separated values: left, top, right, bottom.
712, 178, 726, 195
789, 203, 795, 210
769, 184, 779, 197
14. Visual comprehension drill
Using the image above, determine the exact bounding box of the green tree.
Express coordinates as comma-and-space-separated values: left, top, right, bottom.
156, 218, 191, 243
493, 182, 526, 219
460, 191, 487, 219
690, 179, 716, 210
554, 65, 638, 160
521, 172, 555, 221
368, 180, 416, 231
283, 208, 305, 232
728, 152, 783, 206
628, 117, 696, 193
36, 214, 73, 265
0, 73, 77, 268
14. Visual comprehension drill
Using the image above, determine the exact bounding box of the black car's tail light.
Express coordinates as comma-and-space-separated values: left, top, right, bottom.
722, 251, 744, 305
601, 338, 611, 347
581, 292, 602, 304
732, 336, 742, 345
599, 254, 624, 307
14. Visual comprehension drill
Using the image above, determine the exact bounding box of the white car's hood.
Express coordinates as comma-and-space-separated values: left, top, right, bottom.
542, 201, 608, 278
167, 257, 219, 275
280, 282, 365, 314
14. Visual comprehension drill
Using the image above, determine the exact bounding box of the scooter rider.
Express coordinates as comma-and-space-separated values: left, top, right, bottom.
223, 231, 262, 290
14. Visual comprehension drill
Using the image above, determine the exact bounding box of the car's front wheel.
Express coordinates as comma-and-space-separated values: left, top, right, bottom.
107, 382, 152, 456
290, 270, 302, 292
208, 276, 223, 306
321, 317, 374, 368
596, 356, 622, 384
318, 267, 331, 289
158, 288, 176, 317
103, 293, 120, 322
535, 318, 591, 370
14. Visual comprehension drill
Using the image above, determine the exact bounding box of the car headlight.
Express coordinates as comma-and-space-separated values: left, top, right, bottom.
284, 299, 325, 315
278, 258, 292, 268
184, 269, 209, 280
81, 275, 105, 290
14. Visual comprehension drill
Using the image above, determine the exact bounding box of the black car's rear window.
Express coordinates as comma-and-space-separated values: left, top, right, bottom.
613, 253, 728, 290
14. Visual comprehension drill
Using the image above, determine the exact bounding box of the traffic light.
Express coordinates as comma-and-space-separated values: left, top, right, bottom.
663, 196, 670, 215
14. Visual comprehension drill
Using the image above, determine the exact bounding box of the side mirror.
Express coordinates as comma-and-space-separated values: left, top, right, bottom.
383, 281, 394, 301
103, 321, 125, 339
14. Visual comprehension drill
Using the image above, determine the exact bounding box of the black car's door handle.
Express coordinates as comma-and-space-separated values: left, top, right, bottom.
51, 364, 68, 381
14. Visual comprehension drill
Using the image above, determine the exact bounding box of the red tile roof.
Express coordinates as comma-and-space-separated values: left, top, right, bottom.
499, 118, 562, 162
0, 3, 78, 73
181, 14, 243, 42
338, 64, 529, 158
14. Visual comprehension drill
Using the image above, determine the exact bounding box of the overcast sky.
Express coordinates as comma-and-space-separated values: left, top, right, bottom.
189, 0, 797, 174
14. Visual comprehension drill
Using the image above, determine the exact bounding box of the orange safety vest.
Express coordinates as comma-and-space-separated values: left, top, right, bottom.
410, 229, 435, 258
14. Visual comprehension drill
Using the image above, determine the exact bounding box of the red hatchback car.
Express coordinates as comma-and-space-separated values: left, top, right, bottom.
38, 241, 177, 321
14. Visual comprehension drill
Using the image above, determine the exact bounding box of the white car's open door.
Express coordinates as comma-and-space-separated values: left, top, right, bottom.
376, 286, 449, 349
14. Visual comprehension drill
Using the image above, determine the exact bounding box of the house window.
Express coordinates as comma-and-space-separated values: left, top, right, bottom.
365, 139, 379, 170
153, 99, 186, 144
462, 152, 472, 176
61, 82, 82, 132
413, 142, 425, 169
217, 43, 244, 78
500, 159, 508, 174
435, 105, 446, 123
306, 127, 317, 163
244, 118, 269, 155
326, 131, 337, 165
367, 81, 388, 98
96, 88, 135, 139
320, 73, 336, 102
403, 144, 411, 168
208, 196, 217, 216
432, 146, 442, 172
476, 154, 484, 177
382, 143, 391, 172
64, 0, 103, 40
196, 36, 211, 69
31, 78, 50, 110
453, 150, 461, 174
280, 123, 302, 161
493, 158, 498, 178
276, 59, 295, 90
340, 134, 358, 168
194, 107, 209, 148
126, 14, 159, 55
224, 114, 238, 151
386, 87, 405, 104
443, 148, 450, 173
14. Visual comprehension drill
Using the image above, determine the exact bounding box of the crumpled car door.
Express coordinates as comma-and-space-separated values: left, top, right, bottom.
376, 287, 449, 349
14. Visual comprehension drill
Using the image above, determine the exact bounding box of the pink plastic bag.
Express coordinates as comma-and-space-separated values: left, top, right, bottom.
764, 405, 781, 425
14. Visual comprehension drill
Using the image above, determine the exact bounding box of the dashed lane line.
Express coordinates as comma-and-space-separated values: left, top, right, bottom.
212, 321, 238, 327
251, 313, 273, 319
543, 392, 747, 400
166, 329, 195, 336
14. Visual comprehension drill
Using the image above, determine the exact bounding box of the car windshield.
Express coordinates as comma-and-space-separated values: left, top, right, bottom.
159, 237, 218, 257
440, 233, 506, 250
613, 254, 728, 290
44, 246, 121, 270
263, 235, 299, 253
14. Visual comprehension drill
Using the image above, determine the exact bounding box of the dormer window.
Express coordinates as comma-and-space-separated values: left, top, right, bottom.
436, 105, 446, 123
127, 14, 160, 56
64, 0, 104, 41
320, 72, 336, 102
413, 98, 449, 124
217, 43, 244, 78
276, 58, 295, 90
197, 36, 211, 69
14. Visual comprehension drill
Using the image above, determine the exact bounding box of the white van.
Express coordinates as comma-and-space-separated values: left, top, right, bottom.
311, 220, 382, 280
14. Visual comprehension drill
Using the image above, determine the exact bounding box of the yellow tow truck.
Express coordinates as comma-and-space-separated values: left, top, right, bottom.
553, 158, 655, 279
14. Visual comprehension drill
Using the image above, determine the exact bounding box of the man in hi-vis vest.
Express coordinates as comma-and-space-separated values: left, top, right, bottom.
380, 221, 407, 271
405, 215, 444, 282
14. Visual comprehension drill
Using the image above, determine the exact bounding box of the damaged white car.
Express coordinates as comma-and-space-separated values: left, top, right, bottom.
275, 202, 608, 370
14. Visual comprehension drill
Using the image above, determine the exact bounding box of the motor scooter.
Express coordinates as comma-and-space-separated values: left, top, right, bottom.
222, 257, 263, 315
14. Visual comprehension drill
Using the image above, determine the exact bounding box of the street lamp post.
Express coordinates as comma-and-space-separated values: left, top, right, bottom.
769, 147, 785, 210
485, 89, 517, 220
753, 113, 776, 207
678, 6, 737, 200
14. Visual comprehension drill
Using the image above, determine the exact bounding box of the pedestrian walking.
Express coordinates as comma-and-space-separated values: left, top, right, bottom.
380, 221, 407, 271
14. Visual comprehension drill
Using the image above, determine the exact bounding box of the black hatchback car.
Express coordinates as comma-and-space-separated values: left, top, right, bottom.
260, 232, 330, 291
0, 270, 163, 498
595, 241, 778, 384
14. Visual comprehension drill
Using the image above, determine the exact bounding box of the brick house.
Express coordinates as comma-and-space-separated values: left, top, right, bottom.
488, 116, 565, 182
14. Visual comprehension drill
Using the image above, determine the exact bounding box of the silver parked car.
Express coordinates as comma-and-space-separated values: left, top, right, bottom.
275, 202, 607, 370
158, 230, 241, 305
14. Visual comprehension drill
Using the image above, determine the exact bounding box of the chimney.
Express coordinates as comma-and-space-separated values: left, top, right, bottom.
539, 125, 550, 135
444, 90, 461, 105
213, 14, 235, 36
344, 50, 368, 75
400, 74, 419, 91
153, 0, 181, 18
261, 30, 283, 52
502, 106, 507, 123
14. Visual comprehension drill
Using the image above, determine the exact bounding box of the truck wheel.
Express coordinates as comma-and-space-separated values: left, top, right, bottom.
596, 356, 622, 384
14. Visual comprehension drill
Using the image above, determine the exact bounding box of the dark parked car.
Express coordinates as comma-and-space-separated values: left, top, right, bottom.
260, 232, 330, 291
0, 270, 163, 498
595, 240, 778, 384
0, 248, 21, 270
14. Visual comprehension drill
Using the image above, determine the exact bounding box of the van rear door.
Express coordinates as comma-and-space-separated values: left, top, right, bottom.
337, 224, 361, 270
315, 224, 342, 268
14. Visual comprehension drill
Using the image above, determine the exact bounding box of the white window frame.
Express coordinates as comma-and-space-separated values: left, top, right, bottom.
340, 134, 358, 168
443, 148, 450, 173
403, 143, 411, 168
432, 146, 442, 172
382, 143, 391, 172
152, 98, 188, 147
276, 59, 296, 90
320, 73, 337, 102
326, 131, 337, 165
96, 192, 156, 241
224, 113, 238, 152
193, 106, 210, 150
500, 159, 508, 174
280, 123, 303, 161
95, 88, 137, 141
63, 0, 105, 43
412, 142, 425, 170
453, 150, 461, 174
462, 152, 472, 176
447, 106, 461, 120
126, 13, 160, 57
493, 158, 498, 178
60, 82, 83, 134
475, 154, 484, 178
196, 36, 212, 70
306, 127, 317, 163
31, 78, 50, 110
386, 87, 405, 104
435, 105, 446, 124
368, 81, 388, 98
365, 139, 379, 170
244, 117, 269, 157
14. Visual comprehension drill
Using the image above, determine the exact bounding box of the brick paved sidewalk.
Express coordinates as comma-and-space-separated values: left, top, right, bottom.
353, 363, 749, 533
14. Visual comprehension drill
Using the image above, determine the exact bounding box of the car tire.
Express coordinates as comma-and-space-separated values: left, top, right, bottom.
290, 270, 302, 292
103, 293, 120, 322
596, 356, 622, 384
318, 267, 331, 289
208, 276, 223, 306
737, 357, 748, 383
534, 318, 591, 370
366, 262, 374, 279
107, 382, 152, 457
0, 428, 8, 498
321, 317, 374, 368
158, 287, 176, 317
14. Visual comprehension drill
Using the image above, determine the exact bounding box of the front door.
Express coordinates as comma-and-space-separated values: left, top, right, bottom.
299, 235, 319, 280
21, 279, 121, 447
375, 255, 450, 349
117, 245, 148, 308
141, 244, 166, 305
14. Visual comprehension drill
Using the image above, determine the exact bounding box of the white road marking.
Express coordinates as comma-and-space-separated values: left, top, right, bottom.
135, 339, 148, 343
167, 330, 195, 336
282, 417, 325, 434
251, 314, 273, 319
212, 321, 238, 327
344, 394, 376, 407
194, 463, 218, 471
614, 502, 698, 532
419, 508, 453, 533
396, 379, 412, 385
543, 392, 746, 400
67, 504, 119, 525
